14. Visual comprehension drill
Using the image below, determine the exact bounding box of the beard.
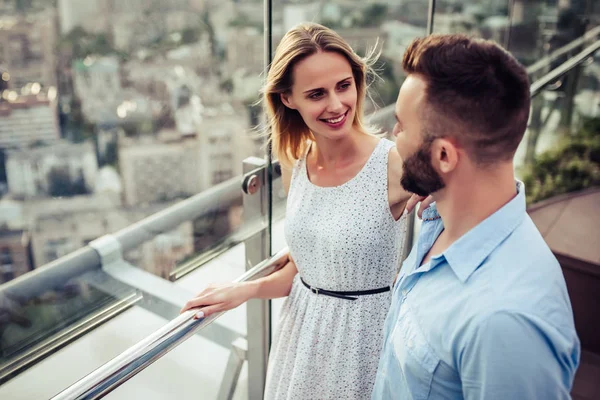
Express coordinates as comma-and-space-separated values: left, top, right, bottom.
400, 141, 446, 197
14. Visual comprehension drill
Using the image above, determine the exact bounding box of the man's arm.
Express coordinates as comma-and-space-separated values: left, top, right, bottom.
459, 311, 578, 400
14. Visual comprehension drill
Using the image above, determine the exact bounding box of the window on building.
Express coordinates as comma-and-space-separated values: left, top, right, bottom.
0, 248, 14, 282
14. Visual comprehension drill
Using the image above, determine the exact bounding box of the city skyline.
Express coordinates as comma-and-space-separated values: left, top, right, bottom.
0, 0, 596, 282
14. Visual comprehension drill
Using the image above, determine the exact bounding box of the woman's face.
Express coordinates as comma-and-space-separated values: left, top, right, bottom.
281, 51, 358, 140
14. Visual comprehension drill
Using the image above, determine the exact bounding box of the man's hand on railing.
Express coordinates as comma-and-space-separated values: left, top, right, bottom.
180, 281, 258, 319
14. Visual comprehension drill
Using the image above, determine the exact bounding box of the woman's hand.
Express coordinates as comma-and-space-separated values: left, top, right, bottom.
405, 194, 434, 219
180, 281, 258, 319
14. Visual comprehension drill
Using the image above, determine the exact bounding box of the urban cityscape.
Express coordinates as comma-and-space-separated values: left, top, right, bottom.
0, 0, 599, 397
0, 0, 597, 284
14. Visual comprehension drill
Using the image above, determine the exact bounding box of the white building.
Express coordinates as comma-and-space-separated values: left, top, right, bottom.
0, 94, 60, 149
227, 27, 264, 75
119, 103, 253, 207
119, 131, 203, 206
282, 3, 321, 32
26, 192, 195, 276
58, 0, 107, 35
5, 140, 98, 199
72, 56, 123, 124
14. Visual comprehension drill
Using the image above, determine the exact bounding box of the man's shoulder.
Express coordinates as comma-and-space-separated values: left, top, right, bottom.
488, 214, 558, 270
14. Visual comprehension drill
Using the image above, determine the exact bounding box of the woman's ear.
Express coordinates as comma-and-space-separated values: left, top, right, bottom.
281, 92, 296, 110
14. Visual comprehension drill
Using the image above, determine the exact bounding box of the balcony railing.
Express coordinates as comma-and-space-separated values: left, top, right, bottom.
48, 40, 600, 398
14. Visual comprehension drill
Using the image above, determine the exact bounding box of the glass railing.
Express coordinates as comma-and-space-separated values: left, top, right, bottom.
515, 39, 600, 175
519, 40, 600, 400
50, 247, 289, 399
2, 0, 273, 391
43, 45, 600, 399
0, 165, 282, 392
1, 0, 599, 399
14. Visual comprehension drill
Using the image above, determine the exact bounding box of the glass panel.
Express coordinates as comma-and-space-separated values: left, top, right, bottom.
0, 0, 268, 396
507, 0, 594, 70
0, 0, 264, 282
0, 275, 124, 378
518, 56, 600, 203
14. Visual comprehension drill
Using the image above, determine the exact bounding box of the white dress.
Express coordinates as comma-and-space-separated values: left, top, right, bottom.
264, 139, 408, 400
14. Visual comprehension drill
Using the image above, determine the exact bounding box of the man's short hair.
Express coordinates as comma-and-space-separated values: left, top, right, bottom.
402, 34, 531, 164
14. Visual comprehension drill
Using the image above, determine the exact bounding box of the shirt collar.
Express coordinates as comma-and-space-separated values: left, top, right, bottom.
424, 181, 527, 283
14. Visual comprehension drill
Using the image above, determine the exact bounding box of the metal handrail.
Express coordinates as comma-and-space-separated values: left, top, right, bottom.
0, 177, 240, 300
0, 161, 282, 300
530, 40, 600, 97
0, 163, 280, 383
6, 33, 599, 394
526, 25, 600, 77
50, 246, 290, 400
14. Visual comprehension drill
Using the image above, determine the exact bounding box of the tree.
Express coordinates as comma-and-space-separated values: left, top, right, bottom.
522, 117, 600, 205
60, 28, 124, 60
351, 4, 389, 28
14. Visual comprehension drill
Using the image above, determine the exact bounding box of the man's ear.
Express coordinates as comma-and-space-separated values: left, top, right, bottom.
280, 92, 296, 110
431, 138, 459, 174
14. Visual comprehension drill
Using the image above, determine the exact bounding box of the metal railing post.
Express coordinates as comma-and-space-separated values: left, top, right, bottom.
217, 338, 248, 400
243, 157, 271, 400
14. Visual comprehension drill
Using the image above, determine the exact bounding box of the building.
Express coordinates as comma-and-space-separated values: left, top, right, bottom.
0, 11, 57, 90
26, 193, 195, 278
227, 27, 264, 75
72, 56, 122, 124
124, 221, 194, 279
119, 103, 252, 207
57, 0, 106, 35
5, 140, 98, 199
0, 229, 31, 284
0, 94, 60, 150
27, 193, 121, 268
196, 104, 256, 182
336, 27, 387, 55
118, 131, 203, 206
282, 3, 321, 32
0, 199, 31, 284
111, 12, 168, 52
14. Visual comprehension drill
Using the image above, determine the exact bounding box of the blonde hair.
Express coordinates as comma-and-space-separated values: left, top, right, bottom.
263, 22, 378, 167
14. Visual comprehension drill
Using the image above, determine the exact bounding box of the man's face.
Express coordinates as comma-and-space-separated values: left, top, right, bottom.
393, 75, 445, 197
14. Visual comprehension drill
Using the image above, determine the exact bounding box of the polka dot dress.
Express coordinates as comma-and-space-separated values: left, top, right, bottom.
264, 139, 408, 400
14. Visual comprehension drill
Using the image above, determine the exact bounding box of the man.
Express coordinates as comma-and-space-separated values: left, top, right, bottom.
372, 35, 580, 399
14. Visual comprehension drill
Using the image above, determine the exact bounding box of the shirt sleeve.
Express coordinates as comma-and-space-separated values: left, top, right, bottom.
459, 310, 577, 400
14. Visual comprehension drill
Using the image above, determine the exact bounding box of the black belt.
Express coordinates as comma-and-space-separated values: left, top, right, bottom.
300, 277, 390, 301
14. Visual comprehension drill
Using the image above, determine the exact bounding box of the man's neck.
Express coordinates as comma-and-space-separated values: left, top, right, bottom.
434, 163, 518, 244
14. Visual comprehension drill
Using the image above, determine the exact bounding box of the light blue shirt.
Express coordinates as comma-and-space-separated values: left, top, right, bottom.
372, 182, 580, 399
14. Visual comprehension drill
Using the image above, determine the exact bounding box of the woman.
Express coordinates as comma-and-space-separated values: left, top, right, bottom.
182, 23, 416, 399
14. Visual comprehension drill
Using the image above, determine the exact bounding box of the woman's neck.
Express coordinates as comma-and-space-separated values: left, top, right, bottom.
310, 130, 375, 169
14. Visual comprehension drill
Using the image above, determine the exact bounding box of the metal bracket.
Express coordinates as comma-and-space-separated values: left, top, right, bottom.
89, 234, 123, 267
